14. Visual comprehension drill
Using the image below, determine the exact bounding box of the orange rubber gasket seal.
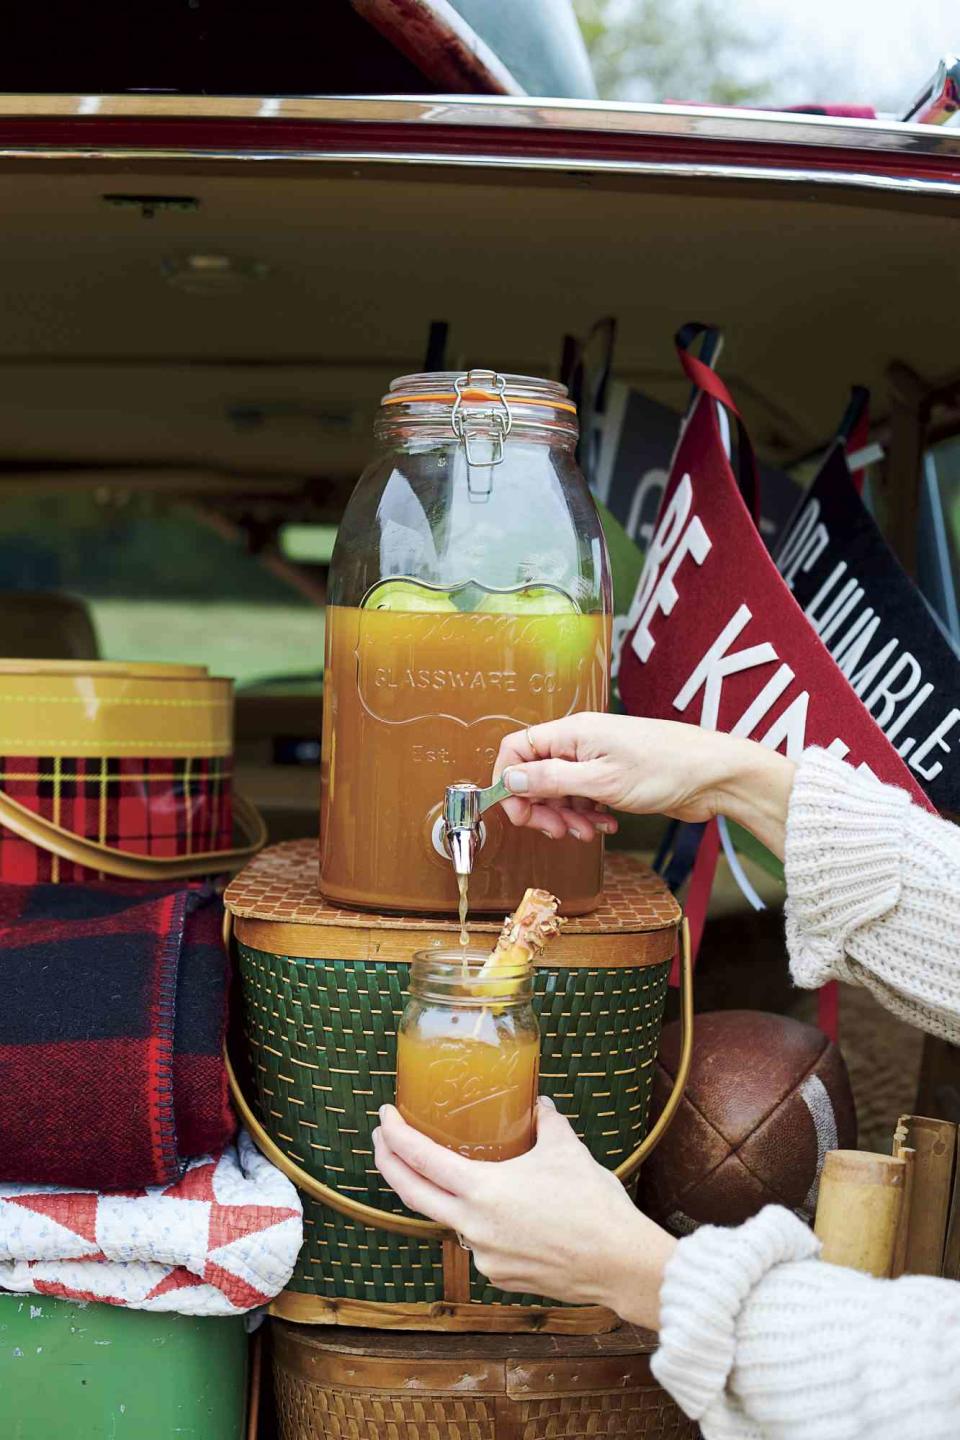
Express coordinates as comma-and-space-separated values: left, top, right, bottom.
381, 389, 578, 414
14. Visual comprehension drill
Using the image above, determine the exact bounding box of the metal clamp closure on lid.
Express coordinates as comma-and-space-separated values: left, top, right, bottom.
450, 369, 513, 473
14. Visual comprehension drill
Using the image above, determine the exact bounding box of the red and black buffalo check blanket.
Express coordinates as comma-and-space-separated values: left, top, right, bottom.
0, 882, 235, 1190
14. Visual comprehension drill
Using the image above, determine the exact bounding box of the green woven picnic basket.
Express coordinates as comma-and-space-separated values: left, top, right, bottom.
225, 841, 690, 1334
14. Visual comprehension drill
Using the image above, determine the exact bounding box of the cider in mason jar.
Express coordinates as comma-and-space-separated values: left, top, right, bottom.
396, 949, 540, 1161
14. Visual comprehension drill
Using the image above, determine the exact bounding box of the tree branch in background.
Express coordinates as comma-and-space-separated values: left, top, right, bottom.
573, 0, 776, 106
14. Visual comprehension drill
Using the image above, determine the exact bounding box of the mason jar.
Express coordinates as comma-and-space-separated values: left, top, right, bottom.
395, 948, 541, 1161
320, 369, 612, 916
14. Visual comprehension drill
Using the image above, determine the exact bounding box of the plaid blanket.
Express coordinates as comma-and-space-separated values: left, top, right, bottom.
0, 882, 236, 1190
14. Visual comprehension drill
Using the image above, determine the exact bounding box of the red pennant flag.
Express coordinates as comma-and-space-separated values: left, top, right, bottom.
619, 346, 934, 1042
619, 392, 932, 810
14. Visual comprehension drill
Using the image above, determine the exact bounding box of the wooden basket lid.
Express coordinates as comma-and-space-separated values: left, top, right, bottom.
225, 841, 681, 968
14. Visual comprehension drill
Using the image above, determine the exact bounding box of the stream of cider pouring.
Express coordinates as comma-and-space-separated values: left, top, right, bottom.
457, 874, 470, 950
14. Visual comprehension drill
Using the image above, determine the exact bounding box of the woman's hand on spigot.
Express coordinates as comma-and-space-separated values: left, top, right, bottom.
493, 713, 795, 860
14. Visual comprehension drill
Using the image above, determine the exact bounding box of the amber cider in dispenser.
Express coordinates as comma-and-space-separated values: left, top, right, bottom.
321, 596, 609, 914
396, 949, 540, 1161
319, 369, 612, 917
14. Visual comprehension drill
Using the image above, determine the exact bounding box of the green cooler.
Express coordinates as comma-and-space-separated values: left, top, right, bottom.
0, 1293, 248, 1438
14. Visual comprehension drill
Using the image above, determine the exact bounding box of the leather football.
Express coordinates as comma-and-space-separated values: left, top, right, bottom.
637, 1009, 857, 1234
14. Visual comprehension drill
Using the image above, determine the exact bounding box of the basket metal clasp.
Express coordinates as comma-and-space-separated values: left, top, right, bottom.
451, 369, 513, 480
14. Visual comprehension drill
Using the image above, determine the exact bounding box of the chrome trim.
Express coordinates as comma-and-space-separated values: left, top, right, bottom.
2, 92, 960, 159
1, 145, 958, 203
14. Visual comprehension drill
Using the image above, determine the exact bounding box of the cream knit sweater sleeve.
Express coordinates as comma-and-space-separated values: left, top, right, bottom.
652, 1207, 960, 1439
651, 747, 960, 1438
783, 746, 960, 1043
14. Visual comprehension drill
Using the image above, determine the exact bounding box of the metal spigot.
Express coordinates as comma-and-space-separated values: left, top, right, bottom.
442, 776, 512, 877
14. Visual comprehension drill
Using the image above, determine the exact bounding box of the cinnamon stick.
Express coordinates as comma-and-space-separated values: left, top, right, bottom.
481, 888, 563, 976
471, 888, 562, 1032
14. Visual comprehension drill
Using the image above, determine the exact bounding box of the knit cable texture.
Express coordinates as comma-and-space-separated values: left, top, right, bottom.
652, 1207, 817, 1435
654, 1205, 960, 1439
784, 747, 960, 1044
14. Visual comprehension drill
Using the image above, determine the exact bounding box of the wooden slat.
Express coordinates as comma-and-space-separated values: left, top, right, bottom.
506, 1354, 654, 1397
269, 1290, 619, 1334
273, 1320, 657, 1361
275, 1333, 507, 1394
235, 913, 677, 967
895, 1114, 957, 1275
442, 1237, 472, 1303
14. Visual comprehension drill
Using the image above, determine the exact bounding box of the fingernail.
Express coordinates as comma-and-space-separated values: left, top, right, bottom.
379, 1105, 390, 1121
539, 1095, 556, 1111
504, 767, 529, 793
568, 827, 582, 841
539, 828, 556, 839
371, 1127, 381, 1145
596, 820, 616, 834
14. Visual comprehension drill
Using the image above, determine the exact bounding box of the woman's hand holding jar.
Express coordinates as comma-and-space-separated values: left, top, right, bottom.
373, 1098, 676, 1330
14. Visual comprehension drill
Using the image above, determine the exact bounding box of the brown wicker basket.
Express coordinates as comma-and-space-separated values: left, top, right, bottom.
271, 1321, 698, 1440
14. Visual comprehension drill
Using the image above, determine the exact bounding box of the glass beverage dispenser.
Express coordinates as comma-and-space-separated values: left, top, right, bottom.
320, 370, 611, 915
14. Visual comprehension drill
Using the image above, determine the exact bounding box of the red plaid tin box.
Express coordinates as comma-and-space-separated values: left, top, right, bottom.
0, 660, 264, 883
